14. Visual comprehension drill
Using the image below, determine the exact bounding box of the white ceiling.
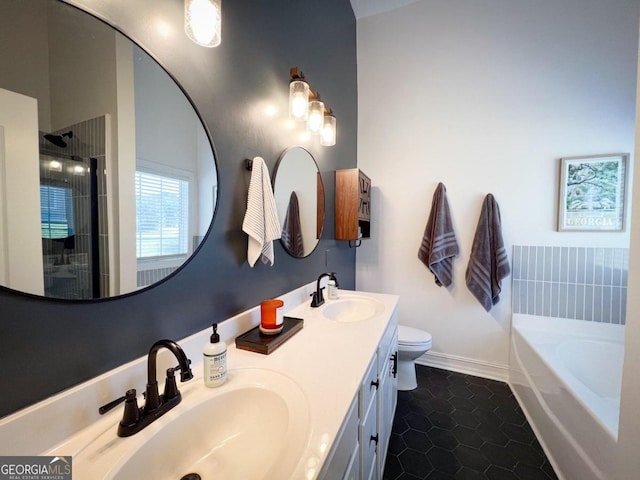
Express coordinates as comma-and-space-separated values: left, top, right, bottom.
349, 0, 421, 19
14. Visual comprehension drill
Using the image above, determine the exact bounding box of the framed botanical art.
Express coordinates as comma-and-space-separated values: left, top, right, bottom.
558, 153, 629, 232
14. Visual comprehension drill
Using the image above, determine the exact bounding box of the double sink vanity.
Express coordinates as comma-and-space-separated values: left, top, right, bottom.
0, 283, 399, 479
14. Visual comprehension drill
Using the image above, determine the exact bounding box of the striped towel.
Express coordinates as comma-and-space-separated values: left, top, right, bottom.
466, 194, 510, 311
281, 191, 304, 257
242, 157, 281, 267
418, 182, 459, 287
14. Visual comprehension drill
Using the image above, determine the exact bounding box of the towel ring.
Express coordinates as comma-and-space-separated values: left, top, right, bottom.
348, 240, 362, 248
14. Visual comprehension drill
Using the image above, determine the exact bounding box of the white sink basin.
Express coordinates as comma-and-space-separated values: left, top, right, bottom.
321, 296, 383, 322
75, 369, 310, 480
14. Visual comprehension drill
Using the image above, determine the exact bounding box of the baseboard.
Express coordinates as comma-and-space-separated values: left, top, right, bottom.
416, 351, 509, 383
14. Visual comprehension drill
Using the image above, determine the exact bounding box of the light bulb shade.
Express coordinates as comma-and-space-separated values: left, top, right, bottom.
289, 80, 310, 120
185, 0, 222, 48
321, 115, 337, 146
307, 100, 325, 135
49, 160, 62, 172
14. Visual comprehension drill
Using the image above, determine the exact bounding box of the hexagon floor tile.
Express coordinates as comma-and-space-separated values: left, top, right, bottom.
383, 365, 558, 480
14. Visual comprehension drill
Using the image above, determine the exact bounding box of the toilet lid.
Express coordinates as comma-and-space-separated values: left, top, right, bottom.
398, 325, 432, 346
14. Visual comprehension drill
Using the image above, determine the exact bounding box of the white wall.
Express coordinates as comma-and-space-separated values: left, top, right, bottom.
356, 0, 639, 377
0, 90, 44, 295
0, 2, 51, 130
616, 23, 640, 478
48, 6, 118, 132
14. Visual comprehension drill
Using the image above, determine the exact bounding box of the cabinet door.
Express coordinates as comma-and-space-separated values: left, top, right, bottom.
335, 168, 371, 240
358, 171, 371, 221
318, 396, 359, 480
377, 329, 398, 477
360, 392, 378, 480
343, 442, 360, 480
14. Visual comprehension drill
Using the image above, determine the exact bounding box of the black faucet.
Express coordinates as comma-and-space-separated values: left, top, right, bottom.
311, 272, 339, 308
98, 339, 194, 437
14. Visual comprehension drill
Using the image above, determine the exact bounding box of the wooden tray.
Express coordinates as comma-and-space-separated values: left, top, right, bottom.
235, 316, 304, 354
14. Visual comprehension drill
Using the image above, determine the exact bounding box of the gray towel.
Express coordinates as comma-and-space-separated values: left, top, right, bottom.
466, 194, 510, 311
418, 182, 459, 287
281, 191, 304, 257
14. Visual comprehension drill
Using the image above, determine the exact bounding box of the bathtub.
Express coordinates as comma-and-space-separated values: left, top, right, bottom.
510, 314, 624, 480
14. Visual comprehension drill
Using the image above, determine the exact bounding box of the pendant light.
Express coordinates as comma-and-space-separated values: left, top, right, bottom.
307, 99, 325, 135
184, 0, 222, 48
289, 68, 310, 120
321, 112, 337, 146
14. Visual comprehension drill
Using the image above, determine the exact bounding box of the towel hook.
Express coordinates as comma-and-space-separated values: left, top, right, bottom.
245, 158, 253, 171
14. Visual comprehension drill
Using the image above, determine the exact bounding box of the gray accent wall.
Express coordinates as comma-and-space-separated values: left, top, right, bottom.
0, 0, 358, 417
512, 246, 628, 324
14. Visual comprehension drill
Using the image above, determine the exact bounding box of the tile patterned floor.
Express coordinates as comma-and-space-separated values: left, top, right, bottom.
383, 365, 558, 480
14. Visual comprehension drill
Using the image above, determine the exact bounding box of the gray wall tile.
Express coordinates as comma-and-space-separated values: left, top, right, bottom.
586, 247, 595, 284
550, 283, 560, 318
576, 248, 586, 285
544, 246, 553, 282
512, 245, 628, 324
552, 247, 561, 282
513, 246, 522, 280
584, 285, 594, 322
543, 282, 552, 317
575, 284, 584, 320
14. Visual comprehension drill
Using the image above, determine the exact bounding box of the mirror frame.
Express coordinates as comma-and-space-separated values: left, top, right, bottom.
272, 146, 325, 259
0, 0, 220, 302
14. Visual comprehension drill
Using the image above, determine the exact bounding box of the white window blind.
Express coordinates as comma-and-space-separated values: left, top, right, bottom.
40, 185, 74, 239
135, 170, 189, 259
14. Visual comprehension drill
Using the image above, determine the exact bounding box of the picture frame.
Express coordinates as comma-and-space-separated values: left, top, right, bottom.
558, 153, 629, 232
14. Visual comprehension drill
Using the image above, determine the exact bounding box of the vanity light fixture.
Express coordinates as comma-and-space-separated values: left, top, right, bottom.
289, 67, 337, 145
289, 67, 310, 120
320, 110, 336, 146
184, 0, 222, 48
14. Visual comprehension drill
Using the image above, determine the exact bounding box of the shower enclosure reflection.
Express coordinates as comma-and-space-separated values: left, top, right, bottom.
40, 119, 108, 299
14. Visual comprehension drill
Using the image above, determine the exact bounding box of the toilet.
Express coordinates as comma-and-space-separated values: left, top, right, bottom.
397, 325, 433, 391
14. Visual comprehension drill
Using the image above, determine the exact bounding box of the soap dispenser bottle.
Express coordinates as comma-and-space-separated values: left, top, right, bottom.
203, 323, 227, 388
328, 279, 338, 300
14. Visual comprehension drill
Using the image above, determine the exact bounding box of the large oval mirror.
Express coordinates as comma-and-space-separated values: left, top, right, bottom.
0, 0, 217, 299
273, 147, 324, 258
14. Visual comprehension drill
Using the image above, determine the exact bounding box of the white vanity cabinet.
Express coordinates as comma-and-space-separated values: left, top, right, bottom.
319, 311, 398, 480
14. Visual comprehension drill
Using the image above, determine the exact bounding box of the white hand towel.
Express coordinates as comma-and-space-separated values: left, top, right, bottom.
242, 157, 281, 267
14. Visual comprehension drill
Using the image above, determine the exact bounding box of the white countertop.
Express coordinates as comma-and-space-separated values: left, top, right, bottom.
0, 284, 399, 479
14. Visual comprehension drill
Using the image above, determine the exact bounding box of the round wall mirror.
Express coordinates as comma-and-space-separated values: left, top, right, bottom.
273, 147, 325, 258
0, 0, 218, 299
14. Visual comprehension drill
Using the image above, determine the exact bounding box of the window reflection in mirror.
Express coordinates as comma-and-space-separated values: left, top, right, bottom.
273, 147, 325, 258
0, 0, 218, 299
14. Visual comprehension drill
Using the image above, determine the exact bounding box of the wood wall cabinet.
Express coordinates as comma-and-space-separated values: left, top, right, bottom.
335, 169, 371, 241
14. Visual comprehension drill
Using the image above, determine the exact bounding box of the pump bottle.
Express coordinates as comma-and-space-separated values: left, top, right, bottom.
203, 323, 227, 387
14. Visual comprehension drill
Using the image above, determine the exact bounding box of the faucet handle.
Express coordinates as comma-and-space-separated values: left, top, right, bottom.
163, 368, 179, 401
99, 388, 141, 431
98, 394, 127, 415
119, 389, 142, 430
